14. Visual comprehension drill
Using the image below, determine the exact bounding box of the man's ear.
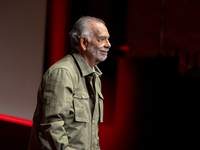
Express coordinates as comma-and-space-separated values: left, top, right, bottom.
80, 37, 88, 51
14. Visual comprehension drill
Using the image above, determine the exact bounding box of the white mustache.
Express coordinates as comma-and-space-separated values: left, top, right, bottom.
100, 49, 109, 52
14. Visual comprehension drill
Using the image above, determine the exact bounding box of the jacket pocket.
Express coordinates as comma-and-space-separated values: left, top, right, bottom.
73, 92, 90, 122
98, 92, 104, 122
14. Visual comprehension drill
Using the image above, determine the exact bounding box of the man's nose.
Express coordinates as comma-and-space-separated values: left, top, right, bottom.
105, 40, 111, 48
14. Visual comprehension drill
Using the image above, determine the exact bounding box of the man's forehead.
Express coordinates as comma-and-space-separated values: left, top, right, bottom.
89, 20, 109, 36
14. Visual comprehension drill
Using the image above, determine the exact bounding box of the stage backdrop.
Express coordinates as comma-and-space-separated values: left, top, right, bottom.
0, 0, 47, 120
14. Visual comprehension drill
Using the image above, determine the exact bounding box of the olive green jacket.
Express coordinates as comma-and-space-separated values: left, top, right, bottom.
28, 50, 104, 150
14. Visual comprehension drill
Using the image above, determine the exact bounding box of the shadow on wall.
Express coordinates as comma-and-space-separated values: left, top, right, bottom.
0, 121, 31, 150
99, 56, 200, 150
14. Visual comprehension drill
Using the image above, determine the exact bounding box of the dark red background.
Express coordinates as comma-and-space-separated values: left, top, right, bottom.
1, 0, 200, 149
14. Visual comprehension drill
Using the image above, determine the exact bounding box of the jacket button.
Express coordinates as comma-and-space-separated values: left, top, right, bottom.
82, 95, 84, 98
92, 120, 95, 124
90, 95, 94, 98
66, 132, 69, 135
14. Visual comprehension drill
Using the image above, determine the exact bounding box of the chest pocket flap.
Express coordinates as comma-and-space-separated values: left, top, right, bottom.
73, 92, 90, 122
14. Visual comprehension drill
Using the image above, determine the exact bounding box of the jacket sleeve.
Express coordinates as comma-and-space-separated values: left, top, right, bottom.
40, 68, 74, 150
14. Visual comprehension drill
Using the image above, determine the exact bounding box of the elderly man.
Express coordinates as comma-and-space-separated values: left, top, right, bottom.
28, 16, 111, 150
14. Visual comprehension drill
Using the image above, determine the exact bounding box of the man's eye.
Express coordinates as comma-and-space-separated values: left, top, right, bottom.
97, 36, 109, 42
100, 37, 106, 41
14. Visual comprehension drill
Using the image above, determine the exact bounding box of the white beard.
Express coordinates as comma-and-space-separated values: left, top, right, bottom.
87, 45, 108, 62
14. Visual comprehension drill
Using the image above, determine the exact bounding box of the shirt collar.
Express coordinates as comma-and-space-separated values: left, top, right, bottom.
71, 49, 102, 77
